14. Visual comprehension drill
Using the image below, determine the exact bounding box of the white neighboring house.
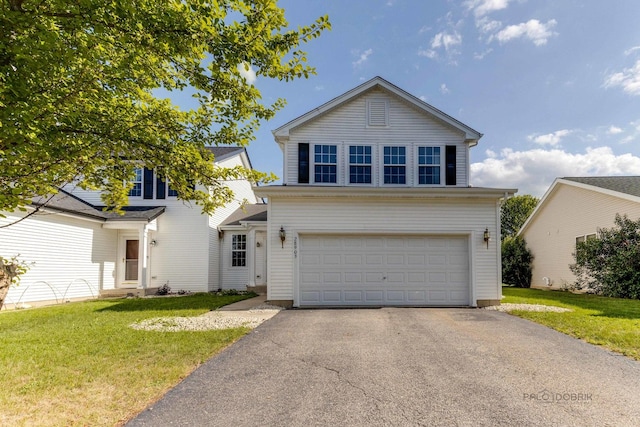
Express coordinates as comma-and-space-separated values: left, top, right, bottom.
0, 147, 264, 309
519, 176, 640, 290
255, 77, 516, 308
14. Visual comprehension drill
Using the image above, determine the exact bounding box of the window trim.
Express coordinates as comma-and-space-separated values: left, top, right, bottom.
575, 233, 597, 247
128, 168, 143, 197
381, 145, 407, 186
415, 145, 444, 186
348, 145, 373, 185
312, 144, 339, 184
231, 234, 247, 267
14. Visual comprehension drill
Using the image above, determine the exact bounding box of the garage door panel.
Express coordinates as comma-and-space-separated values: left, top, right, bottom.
407, 254, 426, 265
366, 254, 383, 264
387, 254, 405, 265
407, 272, 426, 283
299, 235, 470, 306
323, 254, 341, 265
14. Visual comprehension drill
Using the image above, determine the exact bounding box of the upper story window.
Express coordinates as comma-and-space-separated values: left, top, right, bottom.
314, 144, 337, 183
383, 146, 406, 184
418, 146, 441, 185
128, 168, 143, 197
231, 234, 247, 267
349, 145, 372, 184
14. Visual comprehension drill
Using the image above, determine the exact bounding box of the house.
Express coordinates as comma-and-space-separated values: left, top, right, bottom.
255, 77, 516, 307
519, 176, 640, 290
0, 147, 264, 309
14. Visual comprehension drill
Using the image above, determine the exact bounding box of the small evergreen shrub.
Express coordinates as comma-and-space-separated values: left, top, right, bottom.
502, 236, 533, 288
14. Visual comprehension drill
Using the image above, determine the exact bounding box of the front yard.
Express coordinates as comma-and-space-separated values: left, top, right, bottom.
501, 287, 640, 360
0, 293, 253, 426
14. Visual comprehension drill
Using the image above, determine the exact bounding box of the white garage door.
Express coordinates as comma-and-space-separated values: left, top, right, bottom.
299, 235, 469, 306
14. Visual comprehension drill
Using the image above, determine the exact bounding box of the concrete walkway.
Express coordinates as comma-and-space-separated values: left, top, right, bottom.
217, 294, 267, 311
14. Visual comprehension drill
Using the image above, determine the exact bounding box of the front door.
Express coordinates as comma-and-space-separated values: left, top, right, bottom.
118, 234, 140, 288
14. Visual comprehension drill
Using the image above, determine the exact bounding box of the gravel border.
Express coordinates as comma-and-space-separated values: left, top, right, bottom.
484, 303, 572, 313
130, 304, 283, 332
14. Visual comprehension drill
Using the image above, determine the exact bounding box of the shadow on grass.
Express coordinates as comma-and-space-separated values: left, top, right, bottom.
503, 287, 640, 319
97, 293, 254, 312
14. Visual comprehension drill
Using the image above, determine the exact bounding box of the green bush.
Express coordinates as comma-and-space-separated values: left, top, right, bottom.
571, 214, 640, 299
502, 236, 533, 288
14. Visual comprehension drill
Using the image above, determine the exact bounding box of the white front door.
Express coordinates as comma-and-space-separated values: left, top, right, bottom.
255, 231, 267, 285
118, 234, 140, 288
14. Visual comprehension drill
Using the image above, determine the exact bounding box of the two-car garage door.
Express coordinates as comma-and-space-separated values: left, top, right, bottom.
298, 235, 470, 307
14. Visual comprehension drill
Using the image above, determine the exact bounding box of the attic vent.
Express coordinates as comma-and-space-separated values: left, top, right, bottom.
367, 99, 388, 127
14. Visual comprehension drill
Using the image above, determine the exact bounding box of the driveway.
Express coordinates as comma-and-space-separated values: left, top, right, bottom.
128, 308, 640, 426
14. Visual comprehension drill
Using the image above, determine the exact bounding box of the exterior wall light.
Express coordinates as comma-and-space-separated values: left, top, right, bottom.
279, 226, 286, 248
150, 239, 158, 247
483, 228, 490, 249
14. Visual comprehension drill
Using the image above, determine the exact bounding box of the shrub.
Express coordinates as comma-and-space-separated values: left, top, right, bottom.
571, 214, 640, 299
502, 236, 533, 288
156, 283, 171, 296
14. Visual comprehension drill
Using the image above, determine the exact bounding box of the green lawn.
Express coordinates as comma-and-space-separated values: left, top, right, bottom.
501, 287, 640, 360
0, 293, 254, 426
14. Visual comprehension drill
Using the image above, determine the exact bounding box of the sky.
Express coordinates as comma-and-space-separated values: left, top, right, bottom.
208, 0, 640, 197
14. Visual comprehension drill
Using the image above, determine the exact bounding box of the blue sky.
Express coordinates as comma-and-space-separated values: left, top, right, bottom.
221, 0, 640, 196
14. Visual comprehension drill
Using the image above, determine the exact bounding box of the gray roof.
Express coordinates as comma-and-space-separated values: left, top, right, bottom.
32, 190, 165, 222
220, 204, 268, 226
563, 176, 640, 198
206, 146, 245, 161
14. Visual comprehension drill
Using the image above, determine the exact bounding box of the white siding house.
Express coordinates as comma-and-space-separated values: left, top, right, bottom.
256, 77, 515, 307
519, 176, 640, 290
1, 147, 263, 309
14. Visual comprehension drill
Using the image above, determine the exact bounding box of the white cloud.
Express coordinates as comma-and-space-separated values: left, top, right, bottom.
431, 31, 462, 51
607, 126, 623, 135
491, 19, 558, 46
418, 49, 438, 59
604, 60, 640, 96
474, 48, 493, 60
476, 17, 502, 34
464, 0, 513, 18
237, 63, 256, 84
527, 129, 572, 146
440, 83, 450, 94
314, 85, 325, 91
624, 46, 640, 56
470, 147, 640, 196
352, 48, 373, 67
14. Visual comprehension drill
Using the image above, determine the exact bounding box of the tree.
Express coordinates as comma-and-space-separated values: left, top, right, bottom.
0, 0, 330, 215
500, 195, 539, 240
502, 236, 533, 288
0, 255, 28, 308
571, 214, 640, 299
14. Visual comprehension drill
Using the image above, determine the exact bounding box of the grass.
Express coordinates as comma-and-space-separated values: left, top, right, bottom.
0, 292, 254, 426
501, 287, 640, 360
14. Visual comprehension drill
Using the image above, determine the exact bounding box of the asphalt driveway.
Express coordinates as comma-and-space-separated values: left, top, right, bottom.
128, 308, 640, 426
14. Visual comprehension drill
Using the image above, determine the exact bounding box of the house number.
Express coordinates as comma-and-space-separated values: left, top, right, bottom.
294, 236, 298, 258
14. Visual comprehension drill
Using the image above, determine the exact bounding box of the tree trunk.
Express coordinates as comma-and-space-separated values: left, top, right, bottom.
0, 262, 18, 309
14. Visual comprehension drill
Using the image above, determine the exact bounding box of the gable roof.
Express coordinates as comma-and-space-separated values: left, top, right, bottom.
207, 146, 245, 162
32, 190, 165, 222
562, 176, 640, 198
518, 176, 640, 236
272, 76, 482, 146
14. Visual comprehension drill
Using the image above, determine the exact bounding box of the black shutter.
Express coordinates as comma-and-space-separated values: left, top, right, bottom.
298, 143, 310, 184
445, 145, 456, 186
143, 168, 154, 199
156, 176, 166, 199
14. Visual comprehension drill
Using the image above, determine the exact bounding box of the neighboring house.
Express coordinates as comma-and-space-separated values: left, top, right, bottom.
255, 77, 516, 307
0, 147, 262, 309
519, 176, 640, 290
